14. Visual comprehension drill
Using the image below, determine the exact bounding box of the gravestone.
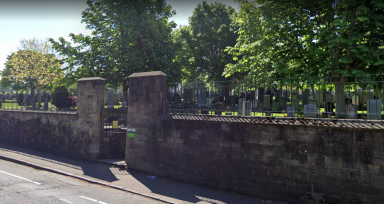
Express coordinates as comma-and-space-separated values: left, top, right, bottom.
206, 98, 212, 107
108, 90, 114, 108
303, 104, 317, 118
315, 89, 324, 108
122, 101, 127, 108
184, 89, 193, 102
346, 104, 357, 119
113, 94, 119, 105
43, 96, 49, 110
243, 101, 252, 116
250, 91, 256, 101
291, 94, 298, 110
229, 95, 235, 107
287, 106, 295, 117
258, 87, 264, 102
240, 91, 246, 99
172, 93, 181, 104
367, 99, 382, 120
198, 88, 207, 108
302, 89, 310, 106
238, 98, 244, 115
263, 95, 271, 111
0, 94, 3, 102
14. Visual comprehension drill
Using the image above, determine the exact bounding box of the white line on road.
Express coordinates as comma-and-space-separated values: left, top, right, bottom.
80, 196, 108, 204
0, 170, 41, 185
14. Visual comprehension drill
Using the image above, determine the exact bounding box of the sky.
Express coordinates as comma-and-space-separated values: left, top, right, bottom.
0, 0, 238, 71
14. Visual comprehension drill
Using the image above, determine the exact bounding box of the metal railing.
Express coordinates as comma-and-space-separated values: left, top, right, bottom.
166, 75, 384, 120
0, 89, 77, 113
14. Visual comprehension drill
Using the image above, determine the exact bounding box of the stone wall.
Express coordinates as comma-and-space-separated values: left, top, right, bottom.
128, 117, 384, 203
125, 71, 384, 203
0, 77, 106, 161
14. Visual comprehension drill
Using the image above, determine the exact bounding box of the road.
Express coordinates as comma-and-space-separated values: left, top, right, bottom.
0, 159, 164, 204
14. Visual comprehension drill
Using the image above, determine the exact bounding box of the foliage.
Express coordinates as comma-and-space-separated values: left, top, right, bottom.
225, 0, 384, 83
6, 38, 63, 105
1, 53, 32, 91
51, 85, 70, 109
174, 2, 242, 81
49, 0, 179, 101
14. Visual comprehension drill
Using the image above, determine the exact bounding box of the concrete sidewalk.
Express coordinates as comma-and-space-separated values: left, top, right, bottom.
0, 144, 271, 204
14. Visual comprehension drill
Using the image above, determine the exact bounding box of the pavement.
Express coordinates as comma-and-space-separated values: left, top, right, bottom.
0, 143, 270, 204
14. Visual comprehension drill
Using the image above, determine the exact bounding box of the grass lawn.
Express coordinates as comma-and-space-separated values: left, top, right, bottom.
1, 100, 72, 110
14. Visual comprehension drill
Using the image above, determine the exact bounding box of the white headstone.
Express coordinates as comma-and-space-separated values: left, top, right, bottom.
367, 99, 381, 120
287, 106, 295, 117
303, 104, 317, 118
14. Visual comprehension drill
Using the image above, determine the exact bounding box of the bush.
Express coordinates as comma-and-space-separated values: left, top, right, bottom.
17, 92, 24, 105
51, 85, 70, 109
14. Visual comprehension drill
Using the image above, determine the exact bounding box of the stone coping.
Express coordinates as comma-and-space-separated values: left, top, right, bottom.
0, 109, 78, 115
128, 71, 166, 78
77, 77, 106, 81
158, 113, 384, 130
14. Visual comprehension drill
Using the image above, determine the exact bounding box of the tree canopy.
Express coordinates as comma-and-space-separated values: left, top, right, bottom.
50, 0, 178, 101
6, 38, 63, 104
174, 1, 241, 82
225, 0, 384, 82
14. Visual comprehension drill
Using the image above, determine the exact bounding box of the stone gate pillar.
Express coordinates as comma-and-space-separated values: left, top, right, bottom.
77, 77, 106, 161
125, 71, 166, 170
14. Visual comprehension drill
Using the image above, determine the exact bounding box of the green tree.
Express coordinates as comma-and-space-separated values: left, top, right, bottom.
6, 38, 63, 105
176, 1, 241, 82
50, 0, 178, 101
1, 53, 32, 91
225, 0, 384, 116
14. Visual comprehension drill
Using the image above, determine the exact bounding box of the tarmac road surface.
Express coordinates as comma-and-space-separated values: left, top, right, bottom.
0, 159, 165, 204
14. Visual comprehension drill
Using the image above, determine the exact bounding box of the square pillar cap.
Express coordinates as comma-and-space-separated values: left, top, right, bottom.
77, 77, 106, 82
128, 71, 166, 78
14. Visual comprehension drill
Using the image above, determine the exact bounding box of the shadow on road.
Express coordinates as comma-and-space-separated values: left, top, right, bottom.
0, 143, 118, 182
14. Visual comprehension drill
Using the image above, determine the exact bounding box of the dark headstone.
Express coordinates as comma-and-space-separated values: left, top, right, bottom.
184, 89, 193, 102
43, 96, 48, 110
250, 91, 255, 101
172, 93, 181, 104
258, 88, 264, 102
108, 90, 114, 108
302, 89, 310, 105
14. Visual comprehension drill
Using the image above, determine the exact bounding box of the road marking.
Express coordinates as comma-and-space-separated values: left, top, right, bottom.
0, 170, 41, 185
80, 196, 108, 204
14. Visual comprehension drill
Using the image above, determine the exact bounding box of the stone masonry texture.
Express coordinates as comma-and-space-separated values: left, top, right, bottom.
0, 77, 105, 161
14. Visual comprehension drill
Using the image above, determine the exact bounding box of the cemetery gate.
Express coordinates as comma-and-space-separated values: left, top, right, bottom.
101, 107, 128, 159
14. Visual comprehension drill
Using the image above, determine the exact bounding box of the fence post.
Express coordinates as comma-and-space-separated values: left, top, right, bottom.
76, 77, 106, 161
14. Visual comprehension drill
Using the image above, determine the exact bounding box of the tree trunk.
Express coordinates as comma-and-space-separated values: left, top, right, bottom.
335, 76, 346, 118
122, 80, 129, 103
